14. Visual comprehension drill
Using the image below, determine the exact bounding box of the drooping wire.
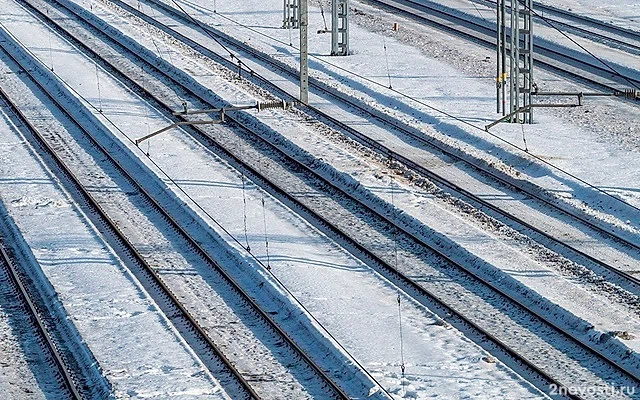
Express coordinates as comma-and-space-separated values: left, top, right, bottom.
317, 0, 329, 32
389, 170, 399, 271
288, 14, 293, 47
260, 154, 271, 270
241, 173, 251, 252
397, 293, 406, 397
378, 8, 393, 89
95, 63, 103, 113
238, 112, 251, 253
261, 195, 271, 270
139, 1, 187, 108
142, 2, 167, 60
46, 7, 54, 71
141, 65, 152, 156
149, 5, 175, 67
389, 167, 406, 394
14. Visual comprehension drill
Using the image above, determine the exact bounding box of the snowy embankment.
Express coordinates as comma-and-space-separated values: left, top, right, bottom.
83, 0, 640, 378
0, 0, 552, 397
0, 13, 229, 400
0, 112, 68, 400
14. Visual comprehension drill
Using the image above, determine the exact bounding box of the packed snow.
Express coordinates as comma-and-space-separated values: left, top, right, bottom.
0, 0, 638, 398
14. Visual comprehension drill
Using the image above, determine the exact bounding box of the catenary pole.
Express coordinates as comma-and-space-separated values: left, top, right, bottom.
500, 0, 506, 115
300, 0, 309, 104
496, 0, 501, 113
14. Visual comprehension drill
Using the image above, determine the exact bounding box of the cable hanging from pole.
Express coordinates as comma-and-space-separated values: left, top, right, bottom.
141, 65, 153, 156
241, 173, 251, 252
388, 165, 406, 395
95, 63, 103, 113
46, 7, 54, 71
397, 293, 406, 396
260, 154, 271, 270
377, 7, 393, 89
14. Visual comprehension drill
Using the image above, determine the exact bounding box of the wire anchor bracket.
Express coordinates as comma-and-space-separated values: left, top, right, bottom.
135, 100, 293, 145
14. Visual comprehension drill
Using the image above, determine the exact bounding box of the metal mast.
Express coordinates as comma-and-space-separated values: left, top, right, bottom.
331, 0, 349, 56
283, 0, 300, 29
300, 0, 309, 104
488, 1, 637, 130
496, 0, 507, 115
509, 0, 533, 123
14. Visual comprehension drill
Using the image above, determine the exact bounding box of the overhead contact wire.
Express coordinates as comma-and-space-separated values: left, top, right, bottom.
169, 0, 640, 213
0, 15, 393, 398
514, 0, 640, 90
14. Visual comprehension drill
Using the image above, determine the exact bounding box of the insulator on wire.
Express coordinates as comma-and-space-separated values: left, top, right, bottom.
257, 99, 290, 111
615, 89, 639, 100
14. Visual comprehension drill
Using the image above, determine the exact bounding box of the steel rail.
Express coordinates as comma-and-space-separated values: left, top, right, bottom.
365, 0, 640, 90
25, 1, 584, 396
469, 0, 640, 54
33, 0, 640, 396
0, 222, 83, 400
3, 4, 351, 398
0, 34, 264, 400
103, 0, 640, 294
484, 0, 640, 42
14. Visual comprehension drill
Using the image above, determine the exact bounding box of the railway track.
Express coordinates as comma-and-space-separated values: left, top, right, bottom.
0, 16, 352, 399
93, 0, 640, 299
496, 0, 640, 42
470, 0, 640, 55
0, 46, 262, 400
364, 0, 640, 90
0, 236, 82, 400
25, 0, 640, 397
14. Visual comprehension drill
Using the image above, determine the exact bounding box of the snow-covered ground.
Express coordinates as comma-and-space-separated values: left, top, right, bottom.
0, 115, 67, 400
0, 19, 229, 397
0, 1, 555, 397
542, 0, 640, 30
95, 0, 640, 377
0, 0, 639, 397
